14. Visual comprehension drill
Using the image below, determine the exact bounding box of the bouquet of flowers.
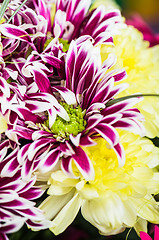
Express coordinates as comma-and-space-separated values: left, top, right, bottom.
0, 0, 159, 239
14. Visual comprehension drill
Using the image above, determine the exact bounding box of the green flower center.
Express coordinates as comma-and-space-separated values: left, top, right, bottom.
43, 37, 70, 52
58, 38, 70, 52
45, 103, 86, 139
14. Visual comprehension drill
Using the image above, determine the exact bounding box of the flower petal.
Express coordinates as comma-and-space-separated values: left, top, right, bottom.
50, 193, 82, 235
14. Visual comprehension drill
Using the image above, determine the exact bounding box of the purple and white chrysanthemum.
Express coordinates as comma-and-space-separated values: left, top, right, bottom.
0, 140, 50, 240
3, 0, 123, 47
54, 0, 123, 45
0, 0, 124, 96
11, 39, 66, 89
0, 0, 48, 60
6, 38, 145, 181
33, 0, 123, 46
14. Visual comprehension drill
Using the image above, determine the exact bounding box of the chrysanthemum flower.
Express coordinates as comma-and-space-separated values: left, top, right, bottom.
34, 0, 123, 46
0, 0, 124, 94
140, 225, 159, 240
0, 0, 48, 58
0, 0, 123, 63
0, 140, 50, 240
100, 25, 159, 138
39, 130, 159, 236
9, 38, 145, 182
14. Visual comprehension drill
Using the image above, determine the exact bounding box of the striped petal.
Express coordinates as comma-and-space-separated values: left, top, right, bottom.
95, 123, 119, 146
72, 146, 94, 180
39, 149, 60, 173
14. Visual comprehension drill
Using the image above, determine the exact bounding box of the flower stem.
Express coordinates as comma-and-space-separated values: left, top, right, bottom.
106, 94, 159, 106
7, 0, 28, 23
0, 0, 10, 22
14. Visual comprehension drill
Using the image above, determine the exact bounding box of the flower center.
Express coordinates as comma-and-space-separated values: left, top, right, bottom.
82, 133, 154, 197
59, 38, 70, 52
45, 103, 86, 139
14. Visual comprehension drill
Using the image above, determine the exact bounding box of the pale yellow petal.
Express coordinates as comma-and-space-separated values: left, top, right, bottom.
81, 192, 124, 234
76, 180, 99, 199
39, 190, 75, 220
123, 200, 137, 226
100, 26, 159, 137
50, 170, 78, 186
134, 218, 147, 236
133, 195, 159, 223
0, 115, 8, 133
48, 184, 73, 195
50, 193, 82, 235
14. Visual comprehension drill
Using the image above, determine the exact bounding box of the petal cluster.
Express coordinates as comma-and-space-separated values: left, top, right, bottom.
0, 0, 159, 238
39, 131, 159, 235
101, 25, 159, 138
3, 38, 145, 182
0, 140, 50, 240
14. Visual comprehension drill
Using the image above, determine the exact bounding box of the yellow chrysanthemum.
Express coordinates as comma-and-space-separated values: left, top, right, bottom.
101, 25, 159, 138
39, 131, 159, 236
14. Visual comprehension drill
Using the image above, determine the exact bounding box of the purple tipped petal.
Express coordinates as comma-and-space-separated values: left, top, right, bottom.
19, 187, 43, 200
104, 98, 141, 115
21, 158, 34, 180
66, 40, 77, 89
28, 139, 51, 161
95, 123, 119, 146
61, 156, 76, 178
80, 135, 96, 147
0, 220, 24, 234
41, 54, 64, 69
32, 69, 52, 94
39, 149, 60, 172
2, 198, 32, 209
26, 218, 51, 230
1, 157, 19, 178
113, 142, 125, 167
0, 233, 8, 240
0, 24, 32, 43
113, 69, 127, 82
72, 146, 95, 180
86, 115, 103, 130
94, 33, 113, 45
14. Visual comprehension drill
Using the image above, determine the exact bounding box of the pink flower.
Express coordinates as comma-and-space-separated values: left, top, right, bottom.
0, 140, 50, 240
127, 14, 159, 47
140, 226, 159, 240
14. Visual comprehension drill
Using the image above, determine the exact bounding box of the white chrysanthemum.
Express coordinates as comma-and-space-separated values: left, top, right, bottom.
101, 25, 159, 138
39, 130, 159, 236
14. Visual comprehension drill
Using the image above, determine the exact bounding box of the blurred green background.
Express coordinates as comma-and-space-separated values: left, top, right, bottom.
116, 0, 159, 32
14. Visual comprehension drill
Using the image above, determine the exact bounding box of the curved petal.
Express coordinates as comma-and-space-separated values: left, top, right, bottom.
72, 146, 95, 181
94, 123, 119, 146
39, 149, 60, 173
50, 193, 82, 235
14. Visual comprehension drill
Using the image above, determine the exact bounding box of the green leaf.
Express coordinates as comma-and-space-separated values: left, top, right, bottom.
7, 0, 28, 23
106, 94, 159, 107
0, 0, 10, 22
